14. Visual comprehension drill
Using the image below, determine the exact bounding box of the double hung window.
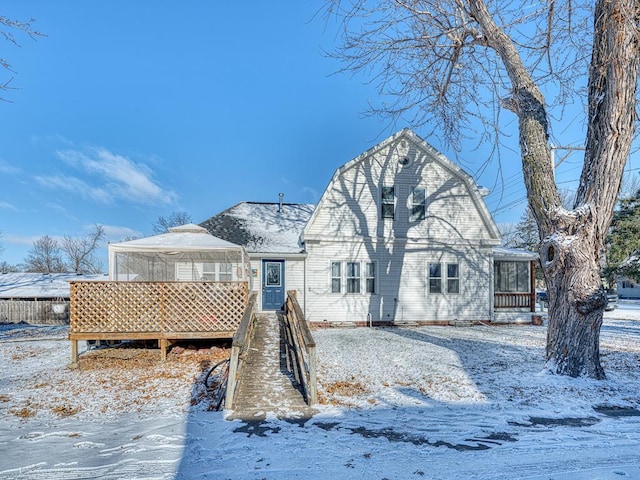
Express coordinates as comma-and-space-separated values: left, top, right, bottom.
381, 186, 395, 219
346, 262, 361, 293
331, 261, 342, 293
428, 262, 460, 295
331, 261, 377, 294
411, 187, 426, 221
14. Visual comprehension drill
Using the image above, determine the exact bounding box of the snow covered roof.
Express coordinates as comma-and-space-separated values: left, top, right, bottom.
493, 246, 538, 261
200, 202, 315, 254
0, 272, 107, 299
109, 223, 242, 252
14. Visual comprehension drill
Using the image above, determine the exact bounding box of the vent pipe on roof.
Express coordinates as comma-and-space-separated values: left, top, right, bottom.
278, 193, 284, 213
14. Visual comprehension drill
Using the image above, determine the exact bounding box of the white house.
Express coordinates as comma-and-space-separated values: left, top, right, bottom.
202, 129, 537, 325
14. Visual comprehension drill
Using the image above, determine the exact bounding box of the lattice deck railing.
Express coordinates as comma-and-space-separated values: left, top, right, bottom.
70, 281, 248, 335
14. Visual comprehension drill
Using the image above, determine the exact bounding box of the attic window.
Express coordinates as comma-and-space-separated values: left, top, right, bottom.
381, 186, 395, 219
398, 156, 410, 166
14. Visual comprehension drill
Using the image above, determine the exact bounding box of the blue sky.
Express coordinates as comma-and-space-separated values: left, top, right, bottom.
0, 2, 594, 269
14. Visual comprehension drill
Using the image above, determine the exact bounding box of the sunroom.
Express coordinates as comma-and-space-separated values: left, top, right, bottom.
69, 224, 252, 362
493, 247, 539, 323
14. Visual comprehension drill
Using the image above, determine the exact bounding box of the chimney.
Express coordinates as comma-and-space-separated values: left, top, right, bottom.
278, 193, 284, 213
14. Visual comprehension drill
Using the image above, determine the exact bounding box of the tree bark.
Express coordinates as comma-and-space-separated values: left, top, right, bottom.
542, 0, 640, 378
470, 0, 640, 378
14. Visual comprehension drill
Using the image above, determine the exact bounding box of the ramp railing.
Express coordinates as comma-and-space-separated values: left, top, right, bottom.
225, 292, 258, 410
283, 290, 317, 405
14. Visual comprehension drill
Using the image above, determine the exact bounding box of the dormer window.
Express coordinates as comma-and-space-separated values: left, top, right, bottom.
381, 186, 395, 219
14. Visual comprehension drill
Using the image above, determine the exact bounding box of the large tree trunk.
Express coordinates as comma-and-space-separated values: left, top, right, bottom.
540, 209, 606, 378
470, 0, 640, 378
543, 0, 639, 379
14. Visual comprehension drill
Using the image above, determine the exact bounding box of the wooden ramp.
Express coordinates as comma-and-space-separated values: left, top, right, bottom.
228, 312, 316, 421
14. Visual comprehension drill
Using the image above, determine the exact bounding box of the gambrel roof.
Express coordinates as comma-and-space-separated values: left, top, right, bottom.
302, 128, 501, 244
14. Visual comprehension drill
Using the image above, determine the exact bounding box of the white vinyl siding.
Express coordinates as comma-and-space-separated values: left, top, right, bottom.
304, 148, 500, 244
305, 241, 493, 323
301, 132, 501, 323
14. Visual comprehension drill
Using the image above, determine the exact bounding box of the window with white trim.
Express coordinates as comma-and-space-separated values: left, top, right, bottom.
447, 263, 460, 294
410, 187, 426, 221
219, 263, 233, 281
381, 186, 395, 219
331, 261, 341, 293
346, 262, 361, 293
202, 262, 234, 281
365, 262, 376, 294
428, 263, 442, 294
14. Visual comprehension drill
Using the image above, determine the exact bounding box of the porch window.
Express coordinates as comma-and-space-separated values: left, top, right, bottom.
365, 262, 376, 294
331, 261, 341, 293
381, 186, 395, 219
219, 263, 233, 281
494, 261, 529, 292
447, 263, 460, 294
428, 263, 442, 294
346, 262, 361, 293
410, 187, 426, 222
202, 262, 233, 281
202, 263, 216, 281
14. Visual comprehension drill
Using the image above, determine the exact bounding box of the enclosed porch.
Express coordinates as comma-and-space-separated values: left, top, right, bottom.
69, 224, 252, 362
492, 247, 539, 323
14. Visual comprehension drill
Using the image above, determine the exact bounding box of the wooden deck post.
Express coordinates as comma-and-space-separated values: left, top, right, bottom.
159, 338, 167, 361
70, 338, 79, 365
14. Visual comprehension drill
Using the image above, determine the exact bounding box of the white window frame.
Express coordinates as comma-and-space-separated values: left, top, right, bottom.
446, 262, 460, 294
202, 262, 234, 282
365, 262, 376, 294
330, 261, 377, 295
410, 186, 426, 222
381, 186, 395, 220
346, 262, 361, 294
331, 261, 342, 293
428, 263, 442, 294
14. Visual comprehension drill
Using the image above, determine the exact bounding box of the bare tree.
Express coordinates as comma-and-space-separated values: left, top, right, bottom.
328, 0, 640, 378
60, 225, 105, 274
0, 260, 20, 273
152, 211, 192, 235
1, 15, 44, 101
24, 235, 65, 273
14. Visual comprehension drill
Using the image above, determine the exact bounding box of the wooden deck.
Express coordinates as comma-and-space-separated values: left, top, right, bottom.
69, 281, 248, 363
228, 312, 316, 421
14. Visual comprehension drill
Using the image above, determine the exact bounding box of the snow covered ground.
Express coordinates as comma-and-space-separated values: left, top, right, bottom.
1, 305, 640, 480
